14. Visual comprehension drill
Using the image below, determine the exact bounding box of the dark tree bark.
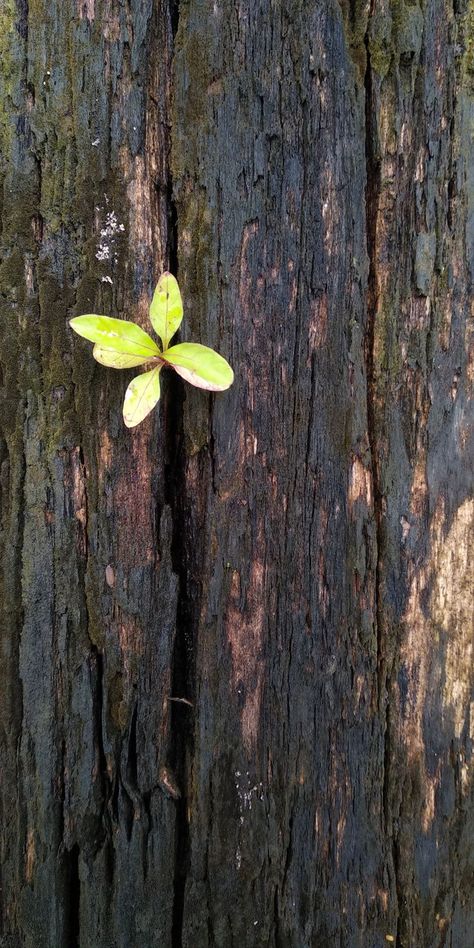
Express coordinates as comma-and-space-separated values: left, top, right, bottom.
0, 1, 472, 946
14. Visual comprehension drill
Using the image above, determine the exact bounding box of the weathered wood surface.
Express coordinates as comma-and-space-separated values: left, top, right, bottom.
0, 1, 472, 946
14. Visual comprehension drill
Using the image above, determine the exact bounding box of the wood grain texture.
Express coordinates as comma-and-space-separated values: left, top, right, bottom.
0, 0, 472, 946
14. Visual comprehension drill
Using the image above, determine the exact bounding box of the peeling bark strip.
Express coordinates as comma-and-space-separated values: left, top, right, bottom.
0, 3, 473, 948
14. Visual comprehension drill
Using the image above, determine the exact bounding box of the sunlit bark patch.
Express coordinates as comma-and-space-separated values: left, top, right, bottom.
308, 293, 328, 354
77, 0, 95, 20
434, 499, 474, 740
348, 455, 373, 511
401, 496, 474, 828
226, 527, 265, 751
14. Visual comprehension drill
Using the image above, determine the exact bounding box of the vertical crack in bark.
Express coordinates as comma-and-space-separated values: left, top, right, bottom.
165, 331, 193, 946
161, 2, 193, 945
90, 647, 112, 839
165, 282, 193, 948
16, 0, 29, 43
364, 9, 400, 937
169, 0, 180, 46
63, 843, 80, 947
363, 10, 383, 700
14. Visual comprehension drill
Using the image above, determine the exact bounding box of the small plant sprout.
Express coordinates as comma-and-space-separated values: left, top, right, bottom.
69, 272, 234, 427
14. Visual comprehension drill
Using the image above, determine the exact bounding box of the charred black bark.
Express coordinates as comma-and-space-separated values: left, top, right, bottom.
0, 1, 473, 947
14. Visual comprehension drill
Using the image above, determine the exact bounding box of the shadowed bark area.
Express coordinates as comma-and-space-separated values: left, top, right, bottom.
0, 1, 472, 947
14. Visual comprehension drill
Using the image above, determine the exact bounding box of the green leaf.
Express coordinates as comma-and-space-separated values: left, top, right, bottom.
163, 343, 234, 391
93, 344, 151, 369
123, 366, 161, 428
70, 315, 160, 359
149, 272, 183, 350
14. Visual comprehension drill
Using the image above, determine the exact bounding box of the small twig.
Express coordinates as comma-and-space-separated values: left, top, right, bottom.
166, 696, 193, 707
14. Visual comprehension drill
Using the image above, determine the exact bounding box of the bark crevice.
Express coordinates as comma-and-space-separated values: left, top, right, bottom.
364, 8, 401, 937
63, 843, 80, 948
165, 376, 193, 948
363, 6, 383, 710
163, 2, 194, 945
364, 11, 401, 944
90, 647, 111, 844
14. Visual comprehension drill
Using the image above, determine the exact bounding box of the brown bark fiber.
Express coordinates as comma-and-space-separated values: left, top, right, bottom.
0, 1, 473, 946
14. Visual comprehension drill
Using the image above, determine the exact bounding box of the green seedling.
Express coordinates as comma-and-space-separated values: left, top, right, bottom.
69, 272, 234, 427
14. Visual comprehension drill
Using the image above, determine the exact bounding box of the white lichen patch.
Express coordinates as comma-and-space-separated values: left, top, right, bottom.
234, 769, 264, 825
233, 771, 265, 872
95, 209, 125, 263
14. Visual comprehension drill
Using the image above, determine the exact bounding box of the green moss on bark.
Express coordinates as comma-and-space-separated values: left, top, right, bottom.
463, 1, 474, 93
0, 1, 16, 158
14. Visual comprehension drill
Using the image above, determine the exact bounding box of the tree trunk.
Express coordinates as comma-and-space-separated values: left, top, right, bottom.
0, 1, 472, 946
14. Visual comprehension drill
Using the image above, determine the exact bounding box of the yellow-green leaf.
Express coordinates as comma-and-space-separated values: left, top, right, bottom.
123, 366, 161, 428
93, 344, 151, 369
70, 314, 160, 359
149, 272, 183, 350
163, 343, 234, 391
